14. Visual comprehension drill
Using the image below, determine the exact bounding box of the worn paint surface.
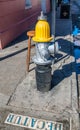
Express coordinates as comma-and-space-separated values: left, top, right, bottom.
5, 113, 63, 130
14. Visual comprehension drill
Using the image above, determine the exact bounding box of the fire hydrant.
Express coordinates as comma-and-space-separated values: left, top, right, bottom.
32, 12, 59, 92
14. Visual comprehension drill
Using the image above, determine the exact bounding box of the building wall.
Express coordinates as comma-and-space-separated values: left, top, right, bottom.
0, 0, 50, 49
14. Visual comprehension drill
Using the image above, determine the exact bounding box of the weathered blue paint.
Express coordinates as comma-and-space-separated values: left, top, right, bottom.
31, 118, 37, 127
72, 26, 80, 36
16, 116, 22, 124
55, 124, 57, 130
7, 114, 14, 123
46, 122, 53, 130
23, 117, 29, 126
59, 124, 62, 130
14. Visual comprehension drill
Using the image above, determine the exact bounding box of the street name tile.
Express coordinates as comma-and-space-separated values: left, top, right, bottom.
5, 113, 63, 130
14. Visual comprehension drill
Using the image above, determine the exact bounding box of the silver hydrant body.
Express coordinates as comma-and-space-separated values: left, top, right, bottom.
32, 12, 59, 92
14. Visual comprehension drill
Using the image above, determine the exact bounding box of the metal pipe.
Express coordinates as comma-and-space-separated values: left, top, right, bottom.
51, 0, 56, 41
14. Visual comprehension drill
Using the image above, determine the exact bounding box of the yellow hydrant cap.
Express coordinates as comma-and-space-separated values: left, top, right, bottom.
32, 12, 53, 42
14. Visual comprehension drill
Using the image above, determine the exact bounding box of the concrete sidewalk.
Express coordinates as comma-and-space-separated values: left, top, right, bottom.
0, 6, 80, 130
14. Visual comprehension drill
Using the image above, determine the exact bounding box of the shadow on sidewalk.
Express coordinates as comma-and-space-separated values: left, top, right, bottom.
0, 32, 29, 61
0, 47, 27, 61
6, 32, 28, 48
56, 38, 74, 56
51, 61, 75, 87
50, 38, 75, 88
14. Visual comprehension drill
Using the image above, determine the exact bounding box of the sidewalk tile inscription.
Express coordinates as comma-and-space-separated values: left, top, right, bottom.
5, 113, 63, 130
